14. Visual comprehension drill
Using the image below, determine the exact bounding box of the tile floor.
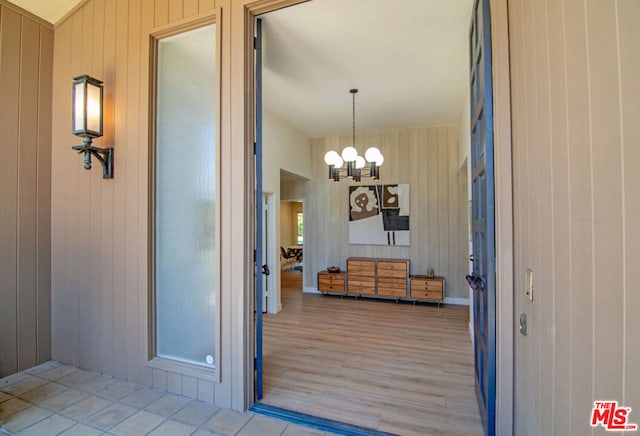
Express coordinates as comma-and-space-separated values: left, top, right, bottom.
0, 362, 333, 436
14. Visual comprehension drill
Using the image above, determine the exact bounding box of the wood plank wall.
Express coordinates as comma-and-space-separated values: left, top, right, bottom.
0, 1, 53, 378
305, 126, 469, 299
50, 0, 222, 403
509, 0, 639, 434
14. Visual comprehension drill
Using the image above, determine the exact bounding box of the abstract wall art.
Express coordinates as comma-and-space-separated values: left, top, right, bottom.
348, 184, 410, 246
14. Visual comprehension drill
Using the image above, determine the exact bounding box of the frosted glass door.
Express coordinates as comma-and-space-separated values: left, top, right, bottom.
155, 24, 217, 367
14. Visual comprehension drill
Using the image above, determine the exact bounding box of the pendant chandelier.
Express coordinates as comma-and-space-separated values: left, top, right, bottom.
323, 89, 384, 182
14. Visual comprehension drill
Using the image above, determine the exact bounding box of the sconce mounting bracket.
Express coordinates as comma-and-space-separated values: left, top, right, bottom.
72, 137, 114, 179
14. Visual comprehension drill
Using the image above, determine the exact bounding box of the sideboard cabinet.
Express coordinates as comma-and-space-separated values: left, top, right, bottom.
318, 258, 444, 306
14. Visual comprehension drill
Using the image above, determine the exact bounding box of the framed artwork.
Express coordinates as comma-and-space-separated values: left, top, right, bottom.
348, 184, 410, 246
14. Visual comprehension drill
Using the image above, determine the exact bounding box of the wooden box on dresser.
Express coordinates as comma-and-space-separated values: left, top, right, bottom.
346, 258, 376, 296
376, 259, 409, 299
317, 270, 346, 294
410, 275, 445, 306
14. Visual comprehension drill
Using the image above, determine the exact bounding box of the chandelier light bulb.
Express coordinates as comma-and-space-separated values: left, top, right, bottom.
376, 155, 384, 166
324, 150, 340, 165
341, 146, 358, 162
334, 156, 344, 169
355, 156, 366, 169
365, 147, 381, 163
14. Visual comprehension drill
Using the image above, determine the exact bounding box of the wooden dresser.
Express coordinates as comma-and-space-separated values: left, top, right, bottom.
410, 275, 445, 305
320, 259, 443, 306
376, 259, 409, 299
345, 257, 409, 299
317, 270, 346, 294
346, 258, 376, 296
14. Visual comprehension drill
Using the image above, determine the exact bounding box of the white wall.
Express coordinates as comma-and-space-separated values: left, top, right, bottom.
263, 108, 311, 312
263, 109, 311, 193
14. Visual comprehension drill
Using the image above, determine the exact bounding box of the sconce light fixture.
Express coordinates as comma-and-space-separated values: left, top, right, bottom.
71, 75, 113, 178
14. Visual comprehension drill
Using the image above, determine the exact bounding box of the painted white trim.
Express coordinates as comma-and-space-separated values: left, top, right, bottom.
303, 286, 321, 294
443, 297, 470, 306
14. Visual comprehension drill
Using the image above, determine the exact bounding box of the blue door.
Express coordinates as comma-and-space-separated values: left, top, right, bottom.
467, 0, 496, 434
254, 17, 265, 401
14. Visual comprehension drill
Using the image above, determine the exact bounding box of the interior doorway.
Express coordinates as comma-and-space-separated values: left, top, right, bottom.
279, 200, 304, 274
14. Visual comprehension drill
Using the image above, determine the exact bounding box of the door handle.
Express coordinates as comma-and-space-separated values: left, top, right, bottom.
262, 264, 270, 276
465, 274, 484, 290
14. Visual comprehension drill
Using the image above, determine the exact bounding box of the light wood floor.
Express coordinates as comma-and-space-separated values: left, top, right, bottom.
262, 271, 483, 436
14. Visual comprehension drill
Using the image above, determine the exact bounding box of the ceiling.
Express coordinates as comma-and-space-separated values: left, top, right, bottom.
261, 0, 473, 138
11, 0, 473, 139
10, 0, 82, 24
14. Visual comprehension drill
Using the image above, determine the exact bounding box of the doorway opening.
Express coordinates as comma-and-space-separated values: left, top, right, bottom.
250, 0, 503, 434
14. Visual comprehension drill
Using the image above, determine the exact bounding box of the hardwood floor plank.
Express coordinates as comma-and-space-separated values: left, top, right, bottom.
263, 271, 483, 435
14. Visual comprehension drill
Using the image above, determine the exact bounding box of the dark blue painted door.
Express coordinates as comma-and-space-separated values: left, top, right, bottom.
255, 18, 264, 401
467, 0, 496, 434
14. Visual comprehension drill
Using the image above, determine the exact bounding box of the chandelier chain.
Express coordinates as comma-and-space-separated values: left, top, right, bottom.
352, 90, 356, 147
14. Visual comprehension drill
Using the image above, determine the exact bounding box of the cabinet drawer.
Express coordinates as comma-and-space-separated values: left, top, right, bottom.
347, 278, 376, 287
411, 289, 443, 301
377, 277, 407, 287
377, 261, 408, 273
347, 259, 376, 267
319, 283, 345, 293
410, 279, 443, 292
377, 268, 407, 278
347, 284, 376, 295
347, 259, 376, 275
377, 287, 407, 298
318, 274, 345, 285
348, 265, 376, 275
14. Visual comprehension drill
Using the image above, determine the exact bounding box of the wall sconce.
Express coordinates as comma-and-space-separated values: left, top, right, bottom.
71, 75, 113, 178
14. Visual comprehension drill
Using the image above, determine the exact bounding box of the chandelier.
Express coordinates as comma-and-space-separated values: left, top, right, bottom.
323, 89, 384, 182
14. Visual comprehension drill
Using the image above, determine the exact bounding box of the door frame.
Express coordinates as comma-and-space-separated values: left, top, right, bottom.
238, 0, 514, 432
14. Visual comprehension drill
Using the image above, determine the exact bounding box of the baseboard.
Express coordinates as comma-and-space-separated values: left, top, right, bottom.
303, 289, 468, 303
303, 286, 321, 294
443, 297, 470, 306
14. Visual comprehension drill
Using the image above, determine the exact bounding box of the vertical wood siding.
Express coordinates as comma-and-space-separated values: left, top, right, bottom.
305, 125, 469, 299
0, 1, 53, 378
509, 0, 639, 434
50, 0, 222, 403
